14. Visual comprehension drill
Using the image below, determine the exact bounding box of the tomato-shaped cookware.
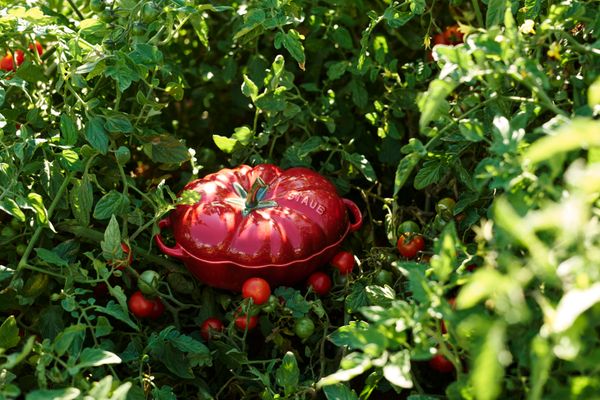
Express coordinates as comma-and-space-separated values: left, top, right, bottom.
155, 164, 362, 291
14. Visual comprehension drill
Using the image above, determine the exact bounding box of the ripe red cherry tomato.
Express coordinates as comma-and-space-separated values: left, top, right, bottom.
429, 353, 454, 373
15, 50, 24, 66
396, 234, 425, 259
443, 25, 463, 45
31, 41, 43, 56
241, 277, 271, 305
307, 272, 332, 296
148, 297, 165, 319
128, 291, 155, 318
0, 54, 15, 71
234, 314, 258, 331
331, 251, 355, 275
432, 32, 448, 46
200, 317, 225, 341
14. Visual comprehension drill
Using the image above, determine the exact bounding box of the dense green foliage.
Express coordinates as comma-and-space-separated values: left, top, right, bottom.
0, 0, 600, 399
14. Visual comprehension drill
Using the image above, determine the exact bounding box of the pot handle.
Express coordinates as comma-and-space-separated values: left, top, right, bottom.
343, 199, 363, 232
154, 218, 186, 259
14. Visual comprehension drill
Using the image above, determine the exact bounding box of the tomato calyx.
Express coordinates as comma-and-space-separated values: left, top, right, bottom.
226, 177, 278, 217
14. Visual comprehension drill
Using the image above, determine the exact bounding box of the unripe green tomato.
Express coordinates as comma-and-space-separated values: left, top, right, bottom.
397, 220, 420, 235
132, 22, 147, 36
141, 3, 160, 23
1, 226, 16, 238
138, 270, 160, 296
115, 146, 131, 165
10, 218, 22, 230
80, 144, 97, 158
374, 270, 393, 286
90, 0, 105, 12
100, 8, 116, 23
436, 197, 456, 220
294, 317, 315, 339
16, 244, 27, 256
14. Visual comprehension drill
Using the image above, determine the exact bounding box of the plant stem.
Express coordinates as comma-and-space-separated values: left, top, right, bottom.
15, 172, 73, 275
471, 0, 484, 27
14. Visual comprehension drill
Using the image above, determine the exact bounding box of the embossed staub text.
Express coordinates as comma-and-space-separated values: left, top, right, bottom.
287, 192, 326, 215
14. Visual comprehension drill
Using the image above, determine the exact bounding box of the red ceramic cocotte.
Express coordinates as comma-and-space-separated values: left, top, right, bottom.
155, 164, 362, 291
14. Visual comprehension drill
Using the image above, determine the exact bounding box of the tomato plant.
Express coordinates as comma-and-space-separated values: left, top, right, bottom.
330, 251, 355, 275
241, 277, 271, 305
0, 0, 599, 399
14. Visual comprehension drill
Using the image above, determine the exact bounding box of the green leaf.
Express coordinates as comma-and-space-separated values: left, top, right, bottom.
0, 198, 26, 222
275, 287, 310, 318
332, 26, 353, 49
85, 117, 109, 155
414, 160, 444, 190
60, 114, 78, 146
233, 9, 266, 41
93, 191, 130, 220
471, 322, 506, 400
74, 177, 93, 226
0, 315, 20, 350
142, 135, 190, 164
68, 348, 121, 375
281, 29, 305, 70
95, 301, 139, 331
342, 152, 377, 182
104, 53, 141, 92
27, 192, 48, 226
430, 222, 458, 282
213, 134, 238, 154
94, 316, 113, 337
25, 388, 81, 400
53, 325, 85, 357
524, 118, 600, 164
529, 335, 553, 400
327, 61, 348, 81
456, 269, 505, 309
322, 384, 359, 400
365, 285, 396, 308
383, 350, 413, 388
409, 0, 426, 14
329, 321, 387, 357
241, 74, 258, 100
318, 352, 373, 387
418, 79, 456, 129
104, 114, 133, 133
275, 352, 299, 396
101, 215, 121, 262
349, 79, 368, 109
190, 15, 209, 49
394, 153, 421, 196
345, 281, 369, 314
486, 0, 508, 28
34, 248, 69, 267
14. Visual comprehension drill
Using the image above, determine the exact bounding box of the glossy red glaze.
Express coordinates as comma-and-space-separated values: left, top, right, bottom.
155, 164, 362, 291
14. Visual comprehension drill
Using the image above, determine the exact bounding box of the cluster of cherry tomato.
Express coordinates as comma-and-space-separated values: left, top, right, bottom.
0, 41, 43, 72
198, 250, 356, 342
